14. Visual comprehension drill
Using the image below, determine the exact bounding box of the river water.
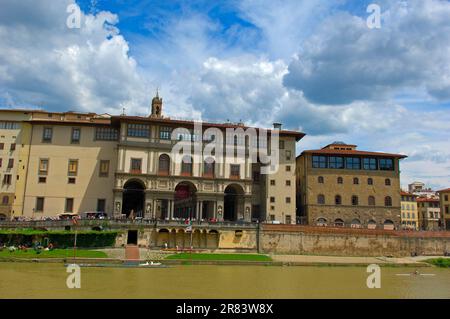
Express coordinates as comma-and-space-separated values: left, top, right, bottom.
0, 263, 448, 298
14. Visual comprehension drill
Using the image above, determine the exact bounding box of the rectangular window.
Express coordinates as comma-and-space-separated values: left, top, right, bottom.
95, 127, 119, 140
159, 126, 172, 140
0, 143, 3, 150
39, 159, 49, 175
10, 143, 16, 151
68, 177, 76, 184
35, 197, 44, 212
7, 158, 13, 168
130, 158, 142, 173
286, 197, 291, 203
279, 140, 285, 149
68, 160, 78, 176
71, 128, 81, 143
312, 155, 327, 168
286, 180, 291, 186
379, 158, 394, 170
329, 156, 344, 169
3, 174, 12, 185
0, 158, 3, 167
270, 180, 275, 186
65, 198, 74, 213
230, 164, 240, 178
97, 199, 106, 212
270, 197, 275, 203
38, 176, 46, 183
99, 160, 110, 177
285, 150, 291, 161
345, 157, 361, 169
286, 165, 291, 172
42, 127, 53, 142
127, 123, 150, 138
363, 157, 377, 170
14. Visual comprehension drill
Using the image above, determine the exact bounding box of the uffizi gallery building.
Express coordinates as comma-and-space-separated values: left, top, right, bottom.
0, 95, 407, 229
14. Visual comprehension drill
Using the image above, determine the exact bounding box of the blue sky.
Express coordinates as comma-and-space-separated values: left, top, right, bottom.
0, 0, 449, 189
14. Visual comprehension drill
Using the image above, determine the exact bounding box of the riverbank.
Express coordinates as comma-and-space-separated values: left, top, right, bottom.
1, 248, 446, 267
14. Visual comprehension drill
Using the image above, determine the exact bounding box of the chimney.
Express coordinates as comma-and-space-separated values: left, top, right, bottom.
273, 122, 282, 130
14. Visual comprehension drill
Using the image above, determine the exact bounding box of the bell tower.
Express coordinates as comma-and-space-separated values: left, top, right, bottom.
150, 89, 163, 118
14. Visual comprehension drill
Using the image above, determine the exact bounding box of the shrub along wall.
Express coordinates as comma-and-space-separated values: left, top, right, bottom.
0, 230, 118, 248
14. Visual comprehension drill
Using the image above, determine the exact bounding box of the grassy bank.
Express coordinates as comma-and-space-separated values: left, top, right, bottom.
0, 248, 107, 259
425, 258, 450, 268
165, 253, 272, 261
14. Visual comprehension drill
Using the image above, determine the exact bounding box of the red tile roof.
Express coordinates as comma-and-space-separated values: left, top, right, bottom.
416, 197, 439, 202
301, 148, 407, 158
400, 191, 416, 196
111, 115, 305, 141
437, 188, 450, 193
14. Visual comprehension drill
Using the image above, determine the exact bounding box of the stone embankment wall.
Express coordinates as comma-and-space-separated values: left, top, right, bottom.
260, 225, 450, 256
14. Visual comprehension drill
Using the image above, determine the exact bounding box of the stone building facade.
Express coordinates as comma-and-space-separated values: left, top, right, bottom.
296, 142, 406, 229
438, 188, 450, 230
0, 95, 304, 223
417, 197, 441, 231
400, 191, 418, 230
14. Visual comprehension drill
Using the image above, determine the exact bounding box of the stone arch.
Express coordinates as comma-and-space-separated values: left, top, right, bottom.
383, 219, 395, 230
334, 218, 344, 227
0, 214, 7, 221
350, 218, 361, 228
224, 183, 245, 221
174, 181, 197, 220
368, 219, 377, 229
316, 217, 327, 226
157, 228, 169, 247
122, 179, 146, 218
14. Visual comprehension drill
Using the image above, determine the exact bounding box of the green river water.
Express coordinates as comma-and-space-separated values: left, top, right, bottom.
0, 262, 449, 298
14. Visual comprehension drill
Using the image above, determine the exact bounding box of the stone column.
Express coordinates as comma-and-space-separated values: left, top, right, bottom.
169, 199, 174, 220
199, 200, 203, 220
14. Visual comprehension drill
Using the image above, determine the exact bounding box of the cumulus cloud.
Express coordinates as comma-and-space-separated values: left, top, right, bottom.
0, 0, 148, 114
283, 0, 450, 104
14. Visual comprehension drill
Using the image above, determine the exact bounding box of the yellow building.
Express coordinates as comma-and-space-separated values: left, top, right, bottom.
437, 188, 450, 230
0, 110, 34, 220
400, 191, 418, 230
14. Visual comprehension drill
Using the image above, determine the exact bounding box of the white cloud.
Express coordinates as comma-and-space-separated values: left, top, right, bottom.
283, 0, 450, 104
0, 0, 148, 114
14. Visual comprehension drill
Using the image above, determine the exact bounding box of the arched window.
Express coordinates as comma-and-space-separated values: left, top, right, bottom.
318, 176, 324, 183
351, 195, 359, 206
317, 218, 327, 226
383, 219, 394, 230
181, 155, 193, 176
317, 194, 325, 204
2, 196, 8, 205
353, 177, 359, 185
385, 196, 392, 207
367, 219, 377, 229
334, 218, 344, 227
367, 178, 373, 185
337, 177, 343, 184
158, 154, 170, 175
368, 196, 376, 206
335, 195, 342, 205
351, 219, 361, 228
203, 157, 215, 177
385, 178, 391, 186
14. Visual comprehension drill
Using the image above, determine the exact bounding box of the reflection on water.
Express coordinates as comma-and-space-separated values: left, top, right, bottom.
0, 263, 449, 299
